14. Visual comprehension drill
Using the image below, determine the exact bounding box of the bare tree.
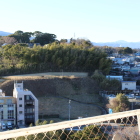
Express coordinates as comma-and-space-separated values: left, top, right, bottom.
106, 93, 130, 113
113, 126, 140, 140
0, 36, 18, 45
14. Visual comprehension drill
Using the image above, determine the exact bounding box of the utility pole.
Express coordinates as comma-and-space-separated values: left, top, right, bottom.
0, 109, 2, 125
68, 100, 71, 120
0, 109, 1, 128
74, 33, 75, 39
62, 69, 63, 77
131, 102, 133, 110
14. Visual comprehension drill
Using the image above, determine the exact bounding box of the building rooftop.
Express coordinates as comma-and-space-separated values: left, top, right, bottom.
121, 81, 136, 83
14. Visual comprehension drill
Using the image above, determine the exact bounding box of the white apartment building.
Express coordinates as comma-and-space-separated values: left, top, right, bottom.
13, 82, 38, 126
121, 81, 136, 90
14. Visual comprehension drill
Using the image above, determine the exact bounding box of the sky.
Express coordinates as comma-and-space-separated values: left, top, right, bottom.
1, 0, 140, 42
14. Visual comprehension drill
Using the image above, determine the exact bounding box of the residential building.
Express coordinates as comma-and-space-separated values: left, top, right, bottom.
114, 58, 125, 65
121, 65, 130, 71
106, 75, 123, 81
121, 81, 136, 90
13, 82, 38, 126
0, 90, 16, 125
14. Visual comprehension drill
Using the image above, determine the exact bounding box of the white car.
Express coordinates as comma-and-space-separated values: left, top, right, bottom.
1, 123, 6, 130
125, 94, 134, 99
108, 94, 116, 100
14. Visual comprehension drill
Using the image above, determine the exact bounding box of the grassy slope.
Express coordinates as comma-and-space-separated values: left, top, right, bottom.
0, 76, 102, 119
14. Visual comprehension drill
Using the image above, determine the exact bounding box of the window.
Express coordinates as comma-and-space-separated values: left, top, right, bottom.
19, 120, 23, 125
7, 99, 12, 104
25, 101, 34, 106
125, 83, 128, 85
19, 104, 22, 107
1, 111, 3, 119
8, 110, 14, 119
25, 108, 34, 113
25, 95, 34, 101
0, 99, 4, 103
19, 97, 22, 100
8, 104, 13, 107
26, 95, 30, 100
25, 115, 34, 118
0, 105, 3, 108
19, 111, 22, 114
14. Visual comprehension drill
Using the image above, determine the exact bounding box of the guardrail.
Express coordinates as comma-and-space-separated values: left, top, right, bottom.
0, 109, 140, 140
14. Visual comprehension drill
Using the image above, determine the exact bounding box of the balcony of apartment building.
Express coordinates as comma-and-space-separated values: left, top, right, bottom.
24, 95, 35, 107
25, 114, 35, 125
25, 107, 35, 125
7, 105, 16, 125
7, 104, 14, 110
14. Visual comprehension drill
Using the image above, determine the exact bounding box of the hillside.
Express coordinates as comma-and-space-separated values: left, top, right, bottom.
0, 77, 102, 119
0, 31, 12, 36
93, 40, 140, 48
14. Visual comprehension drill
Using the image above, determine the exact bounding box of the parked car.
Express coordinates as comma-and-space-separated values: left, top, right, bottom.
125, 94, 134, 99
135, 102, 140, 105
135, 96, 140, 100
14, 125, 19, 129
128, 95, 134, 99
7, 122, 13, 129
108, 94, 116, 100
1, 123, 6, 130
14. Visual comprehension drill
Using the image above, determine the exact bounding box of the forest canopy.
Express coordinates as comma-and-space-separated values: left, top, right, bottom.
0, 43, 112, 76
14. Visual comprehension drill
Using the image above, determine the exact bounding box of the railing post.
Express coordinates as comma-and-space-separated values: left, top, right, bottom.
137, 114, 140, 134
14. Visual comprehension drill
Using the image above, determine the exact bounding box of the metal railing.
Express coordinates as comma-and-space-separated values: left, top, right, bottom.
1, 109, 140, 140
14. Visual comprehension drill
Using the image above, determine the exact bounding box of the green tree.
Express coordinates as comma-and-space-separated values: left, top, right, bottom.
33, 32, 56, 45
118, 47, 133, 54
22, 32, 33, 43
91, 70, 105, 83
41, 120, 48, 125
70, 125, 107, 140
107, 93, 130, 113
49, 120, 54, 124
0, 42, 112, 76
100, 79, 121, 91
29, 123, 33, 127
123, 47, 133, 54
91, 71, 121, 90
28, 119, 69, 140
35, 119, 41, 126
9, 30, 32, 43
33, 31, 42, 37
60, 39, 67, 43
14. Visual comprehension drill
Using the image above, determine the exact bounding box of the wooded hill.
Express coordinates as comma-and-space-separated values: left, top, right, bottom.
0, 43, 111, 76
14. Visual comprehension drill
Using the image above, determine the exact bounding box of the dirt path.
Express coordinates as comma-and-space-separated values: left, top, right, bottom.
3, 72, 88, 79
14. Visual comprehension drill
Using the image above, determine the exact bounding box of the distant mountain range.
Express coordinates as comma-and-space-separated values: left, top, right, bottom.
0, 31, 12, 36
92, 40, 140, 48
